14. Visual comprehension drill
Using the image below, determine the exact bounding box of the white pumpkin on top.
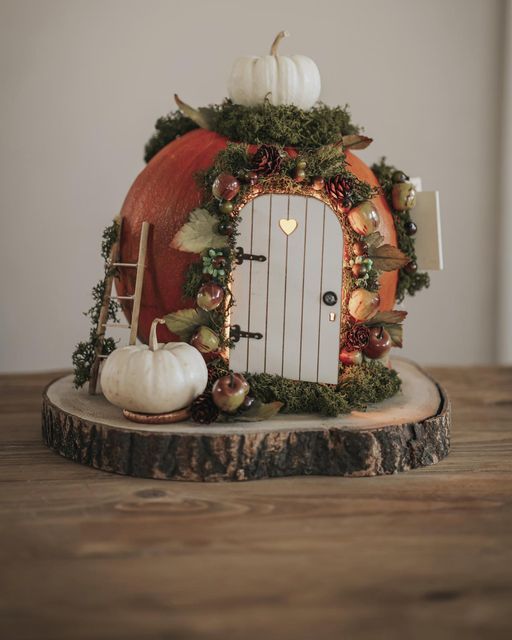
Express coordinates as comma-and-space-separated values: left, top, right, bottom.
228, 31, 321, 110
101, 318, 208, 414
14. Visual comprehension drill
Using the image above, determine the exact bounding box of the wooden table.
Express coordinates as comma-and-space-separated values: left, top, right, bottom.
1, 368, 511, 640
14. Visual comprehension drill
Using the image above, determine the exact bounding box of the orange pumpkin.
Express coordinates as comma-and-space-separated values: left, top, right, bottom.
117, 128, 398, 344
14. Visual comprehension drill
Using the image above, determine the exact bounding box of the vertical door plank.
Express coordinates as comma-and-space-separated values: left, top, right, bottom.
246, 195, 271, 374
299, 198, 325, 383
264, 195, 288, 376
317, 208, 343, 384
228, 201, 253, 373
282, 196, 306, 380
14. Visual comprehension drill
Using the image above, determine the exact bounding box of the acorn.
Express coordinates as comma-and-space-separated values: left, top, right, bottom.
392, 182, 416, 211
405, 261, 418, 274
197, 283, 225, 311
348, 202, 380, 236
296, 159, 307, 169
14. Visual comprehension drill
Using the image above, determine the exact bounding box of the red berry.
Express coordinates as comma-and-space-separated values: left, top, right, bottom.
352, 241, 368, 257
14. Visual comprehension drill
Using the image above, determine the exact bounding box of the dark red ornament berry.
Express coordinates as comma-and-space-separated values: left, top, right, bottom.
352, 241, 368, 257
352, 263, 368, 278
212, 256, 226, 269
218, 221, 234, 236
405, 261, 418, 274
212, 173, 240, 201
404, 221, 417, 236
240, 395, 256, 411
239, 170, 259, 185
391, 170, 409, 184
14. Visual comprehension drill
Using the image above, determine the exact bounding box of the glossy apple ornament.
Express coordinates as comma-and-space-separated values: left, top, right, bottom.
212, 373, 250, 413
363, 326, 392, 359
212, 173, 240, 201
348, 289, 380, 321
196, 283, 225, 311
190, 326, 220, 353
348, 201, 380, 236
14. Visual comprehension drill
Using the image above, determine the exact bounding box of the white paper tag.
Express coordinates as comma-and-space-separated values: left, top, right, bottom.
409, 191, 444, 271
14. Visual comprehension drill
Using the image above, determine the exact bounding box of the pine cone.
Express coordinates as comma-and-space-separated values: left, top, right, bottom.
190, 392, 219, 425
251, 144, 283, 176
325, 175, 354, 209
345, 324, 370, 351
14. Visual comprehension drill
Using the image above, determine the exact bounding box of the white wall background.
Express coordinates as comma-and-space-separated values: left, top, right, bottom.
0, 0, 509, 372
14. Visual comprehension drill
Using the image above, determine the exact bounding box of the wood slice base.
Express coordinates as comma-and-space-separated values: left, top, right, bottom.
41, 359, 450, 481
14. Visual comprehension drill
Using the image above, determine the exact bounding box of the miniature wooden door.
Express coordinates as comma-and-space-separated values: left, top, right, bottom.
229, 194, 343, 384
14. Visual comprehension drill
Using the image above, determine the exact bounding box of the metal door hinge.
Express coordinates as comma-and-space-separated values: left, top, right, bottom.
230, 325, 263, 343
235, 247, 267, 265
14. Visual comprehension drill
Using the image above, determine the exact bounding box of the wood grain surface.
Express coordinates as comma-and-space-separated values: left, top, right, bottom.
1, 367, 512, 640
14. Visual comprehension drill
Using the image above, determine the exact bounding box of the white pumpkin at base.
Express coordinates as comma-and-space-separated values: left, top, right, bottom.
101, 318, 208, 414
228, 31, 321, 110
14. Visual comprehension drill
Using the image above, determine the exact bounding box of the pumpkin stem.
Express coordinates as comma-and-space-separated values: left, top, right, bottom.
149, 318, 166, 351
270, 30, 289, 56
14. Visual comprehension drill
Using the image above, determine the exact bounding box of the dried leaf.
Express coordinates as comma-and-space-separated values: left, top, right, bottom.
164, 308, 211, 341
342, 134, 373, 150
171, 209, 228, 253
369, 244, 409, 271
370, 310, 408, 325
365, 231, 385, 248
237, 400, 284, 422
386, 324, 403, 348
174, 94, 212, 130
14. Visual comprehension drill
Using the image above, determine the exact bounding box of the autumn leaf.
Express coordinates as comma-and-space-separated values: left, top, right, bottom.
370, 310, 408, 325
342, 134, 373, 150
170, 209, 228, 253
365, 231, 385, 249
386, 324, 403, 348
174, 94, 213, 130
369, 244, 409, 271
163, 308, 211, 341
236, 400, 284, 422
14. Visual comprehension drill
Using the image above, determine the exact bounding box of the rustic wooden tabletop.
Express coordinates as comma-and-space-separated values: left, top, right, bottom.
1, 368, 511, 640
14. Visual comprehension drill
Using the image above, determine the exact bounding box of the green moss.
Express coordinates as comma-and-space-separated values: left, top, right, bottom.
247, 361, 401, 417
371, 157, 430, 302
72, 220, 121, 388
144, 100, 361, 163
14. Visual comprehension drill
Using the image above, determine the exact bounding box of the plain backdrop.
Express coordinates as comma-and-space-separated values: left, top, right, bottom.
0, 0, 510, 372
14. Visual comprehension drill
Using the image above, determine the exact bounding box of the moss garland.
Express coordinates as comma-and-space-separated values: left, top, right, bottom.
371, 158, 430, 302
144, 100, 361, 163
71, 221, 120, 388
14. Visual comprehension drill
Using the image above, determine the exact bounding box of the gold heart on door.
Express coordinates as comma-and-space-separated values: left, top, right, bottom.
279, 219, 298, 236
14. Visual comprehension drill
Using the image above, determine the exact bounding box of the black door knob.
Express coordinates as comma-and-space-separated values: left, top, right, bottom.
322, 291, 338, 306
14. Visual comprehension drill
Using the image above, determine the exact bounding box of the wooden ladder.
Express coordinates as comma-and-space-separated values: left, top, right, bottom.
88, 220, 150, 395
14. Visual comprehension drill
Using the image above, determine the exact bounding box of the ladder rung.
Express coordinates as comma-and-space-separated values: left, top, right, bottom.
103, 323, 131, 329
111, 262, 138, 268
110, 295, 134, 301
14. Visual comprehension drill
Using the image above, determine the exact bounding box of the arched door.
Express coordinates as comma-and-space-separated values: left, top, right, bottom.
229, 194, 343, 384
